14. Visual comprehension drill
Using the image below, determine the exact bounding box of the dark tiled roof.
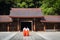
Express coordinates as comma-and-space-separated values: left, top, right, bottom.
10, 8, 43, 18
0, 15, 12, 23
41, 16, 60, 22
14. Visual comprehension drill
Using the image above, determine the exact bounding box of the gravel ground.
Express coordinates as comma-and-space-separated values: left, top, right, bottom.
10, 32, 45, 40
36, 32, 60, 40
0, 32, 60, 40
0, 32, 17, 40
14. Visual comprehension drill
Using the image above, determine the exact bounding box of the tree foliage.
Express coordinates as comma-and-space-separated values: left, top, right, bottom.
0, 0, 60, 15
0, 0, 14, 15
13, 0, 43, 8
41, 0, 60, 15
0, 0, 43, 15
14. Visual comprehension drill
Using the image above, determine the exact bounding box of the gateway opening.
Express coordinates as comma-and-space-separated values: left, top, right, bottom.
21, 22, 32, 31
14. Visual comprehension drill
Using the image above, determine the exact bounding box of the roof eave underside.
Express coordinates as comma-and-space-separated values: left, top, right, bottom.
40, 20, 60, 23
10, 16, 44, 18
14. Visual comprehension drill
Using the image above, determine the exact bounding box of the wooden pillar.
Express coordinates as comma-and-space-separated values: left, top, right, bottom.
32, 26, 33, 31
32, 22, 33, 31
17, 24, 19, 31
7, 24, 9, 31
44, 23, 46, 32
54, 24, 56, 31
33, 18, 36, 31
17, 18, 20, 31
34, 24, 35, 31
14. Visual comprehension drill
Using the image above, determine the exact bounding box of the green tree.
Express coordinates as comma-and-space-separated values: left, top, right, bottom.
0, 0, 14, 15
41, 0, 60, 15
0, 0, 43, 15
13, 0, 43, 8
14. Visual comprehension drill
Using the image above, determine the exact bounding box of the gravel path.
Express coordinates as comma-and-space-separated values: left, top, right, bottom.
0, 32, 17, 40
10, 32, 45, 40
